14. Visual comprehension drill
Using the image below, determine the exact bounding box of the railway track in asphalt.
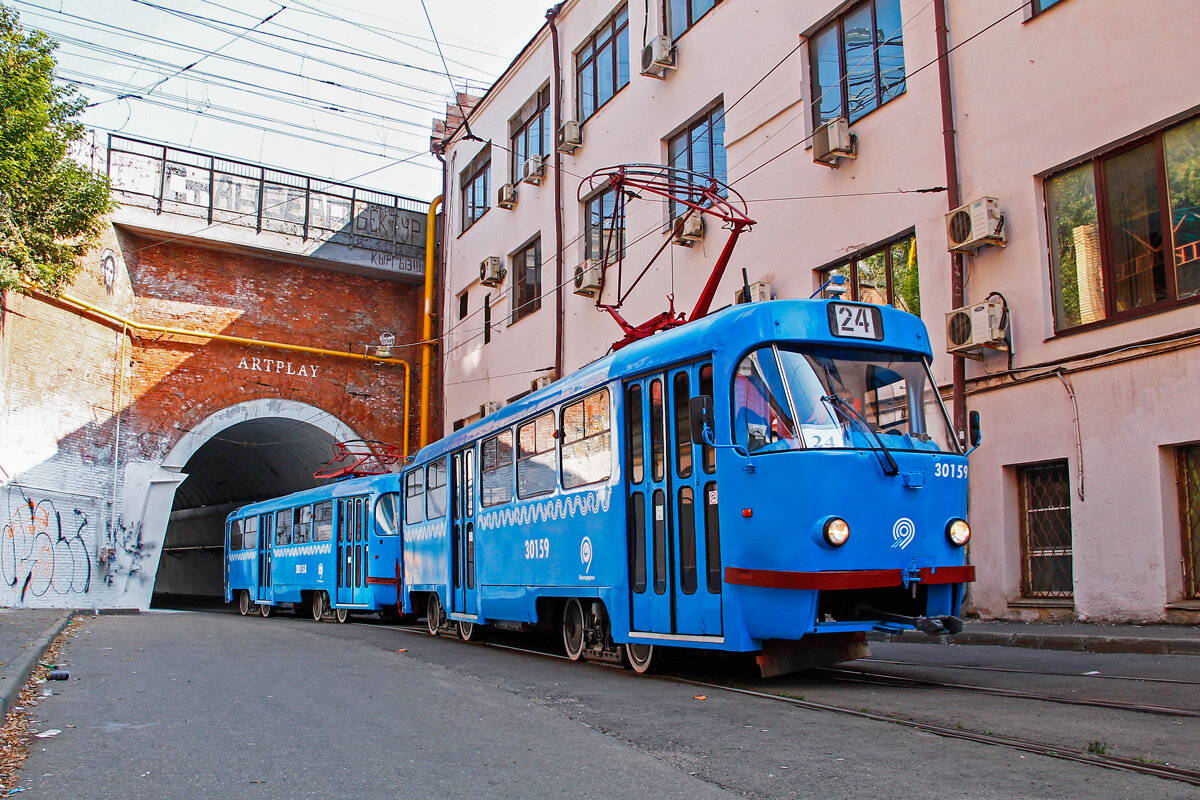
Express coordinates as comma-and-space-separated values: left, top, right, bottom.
375, 622, 1200, 788
858, 656, 1200, 687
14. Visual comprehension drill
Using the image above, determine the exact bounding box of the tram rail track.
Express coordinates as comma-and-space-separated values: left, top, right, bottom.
858, 657, 1200, 687
375, 621, 1200, 788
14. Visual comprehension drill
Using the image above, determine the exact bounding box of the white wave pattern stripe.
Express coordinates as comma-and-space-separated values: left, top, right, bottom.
479, 489, 612, 532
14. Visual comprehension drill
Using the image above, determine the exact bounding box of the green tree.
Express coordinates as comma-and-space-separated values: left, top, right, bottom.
0, 5, 112, 294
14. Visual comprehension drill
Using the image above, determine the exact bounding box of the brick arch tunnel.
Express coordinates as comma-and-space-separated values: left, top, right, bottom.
149, 400, 360, 606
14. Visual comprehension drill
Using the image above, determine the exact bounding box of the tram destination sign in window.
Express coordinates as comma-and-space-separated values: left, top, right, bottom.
827, 302, 884, 340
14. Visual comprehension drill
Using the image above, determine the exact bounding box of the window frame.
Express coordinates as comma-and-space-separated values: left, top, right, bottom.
481, 428, 516, 507
584, 185, 625, 264
666, 104, 727, 220
313, 500, 333, 542
511, 237, 543, 323
426, 459, 448, 520
576, 5, 630, 123
1045, 118, 1200, 335
460, 150, 490, 233
1029, 0, 1067, 16
404, 469, 425, 525
808, 0, 906, 129
517, 411, 558, 499
815, 230, 920, 315
510, 85, 551, 182
666, 0, 719, 41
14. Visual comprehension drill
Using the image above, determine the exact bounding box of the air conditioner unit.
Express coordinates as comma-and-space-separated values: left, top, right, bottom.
945, 301, 1007, 357
479, 256, 505, 287
947, 197, 1006, 252
531, 374, 554, 391
735, 281, 773, 304
812, 117, 857, 167
573, 259, 602, 297
521, 155, 546, 185
497, 183, 517, 209
640, 36, 675, 78
557, 120, 582, 154
673, 210, 704, 245
481, 401, 499, 416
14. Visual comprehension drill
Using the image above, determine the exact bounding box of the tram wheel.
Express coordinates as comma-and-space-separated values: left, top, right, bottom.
334, 607, 349, 624
457, 620, 475, 641
237, 591, 251, 616
562, 598, 585, 661
311, 592, 326, 622
426, 594, 444, 636
259, 602, 274, 619
624, 642, 657, 674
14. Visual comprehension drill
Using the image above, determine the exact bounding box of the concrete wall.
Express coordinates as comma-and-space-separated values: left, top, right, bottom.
437, 0, 1200, 622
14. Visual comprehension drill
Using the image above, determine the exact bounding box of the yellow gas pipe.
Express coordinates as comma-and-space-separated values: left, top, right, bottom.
419, 195, 442, 450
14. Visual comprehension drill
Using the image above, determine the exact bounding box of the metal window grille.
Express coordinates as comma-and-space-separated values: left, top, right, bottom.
1019, 461, 1074, 598
1178, 445, 1200, 599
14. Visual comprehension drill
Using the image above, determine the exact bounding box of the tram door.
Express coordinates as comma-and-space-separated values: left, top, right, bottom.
625, 363, 722, 636
450, 448, 478, 617
337, 497, 367, 606
256, 512, 273, 604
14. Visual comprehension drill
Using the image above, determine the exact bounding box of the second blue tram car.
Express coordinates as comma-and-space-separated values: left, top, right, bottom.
402, 298, 976, 674
224, 472, 405, 622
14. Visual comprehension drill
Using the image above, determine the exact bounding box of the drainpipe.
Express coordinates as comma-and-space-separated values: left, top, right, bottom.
934, 0, 966, 442
547, 3, 566, 381
420, 195, 443, 450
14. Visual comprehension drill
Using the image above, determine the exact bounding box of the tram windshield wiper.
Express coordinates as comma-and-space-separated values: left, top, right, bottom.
821, 394, 900, 476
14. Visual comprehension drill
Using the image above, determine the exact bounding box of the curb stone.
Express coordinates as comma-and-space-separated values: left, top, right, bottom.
0, 612, 73, 718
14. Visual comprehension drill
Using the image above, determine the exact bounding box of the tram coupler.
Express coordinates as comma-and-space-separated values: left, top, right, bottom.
866, 609, 963, 636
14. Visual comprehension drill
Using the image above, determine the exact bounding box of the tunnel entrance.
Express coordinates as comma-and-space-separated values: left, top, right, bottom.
150, 402, 358, 608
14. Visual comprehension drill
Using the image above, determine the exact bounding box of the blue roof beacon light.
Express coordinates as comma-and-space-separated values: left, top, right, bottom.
811, 273, 848, 299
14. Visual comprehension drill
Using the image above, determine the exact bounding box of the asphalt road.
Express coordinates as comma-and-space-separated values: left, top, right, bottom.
15, 611, 1200, 799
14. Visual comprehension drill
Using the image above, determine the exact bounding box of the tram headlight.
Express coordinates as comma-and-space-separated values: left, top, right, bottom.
823, 517, 850, 547
946, 518, 971, 547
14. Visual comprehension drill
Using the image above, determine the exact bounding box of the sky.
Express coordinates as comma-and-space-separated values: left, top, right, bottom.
11, 0, 551, 201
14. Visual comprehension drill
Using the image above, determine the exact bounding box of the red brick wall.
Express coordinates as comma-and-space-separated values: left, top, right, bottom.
118, 228, 428, 458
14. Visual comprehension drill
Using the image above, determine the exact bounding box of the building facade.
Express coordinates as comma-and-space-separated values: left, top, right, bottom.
435, 0, 1200, 622
0, 136, 431, 609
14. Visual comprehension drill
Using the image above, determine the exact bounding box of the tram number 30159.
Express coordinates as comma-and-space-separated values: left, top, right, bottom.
524, 538, 551, 560
934, 462, 968, 479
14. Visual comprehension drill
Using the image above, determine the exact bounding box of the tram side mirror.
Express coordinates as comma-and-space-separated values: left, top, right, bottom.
689, 395, 715, 446
968, 410, 982, 448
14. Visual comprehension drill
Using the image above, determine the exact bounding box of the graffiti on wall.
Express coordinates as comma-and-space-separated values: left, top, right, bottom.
1, 496, 94, 601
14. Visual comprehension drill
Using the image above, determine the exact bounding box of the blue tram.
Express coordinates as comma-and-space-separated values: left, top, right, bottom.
224, 472, 405, 622
404, 298, 976, 674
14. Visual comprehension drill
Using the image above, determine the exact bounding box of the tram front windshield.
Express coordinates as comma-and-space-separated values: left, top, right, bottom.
732, 344, 959, 454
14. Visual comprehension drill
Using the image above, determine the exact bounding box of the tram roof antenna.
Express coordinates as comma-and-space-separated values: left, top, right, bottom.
577, 164, 756, 351
314, 439, 405, 480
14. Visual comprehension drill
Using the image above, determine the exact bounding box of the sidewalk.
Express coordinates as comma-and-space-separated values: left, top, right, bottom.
873, 619, 1200, 655
0, 609, 73, 717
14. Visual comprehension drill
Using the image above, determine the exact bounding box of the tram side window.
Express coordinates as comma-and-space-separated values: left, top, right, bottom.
562, 389, 611, 489
673, 372, 692, 478
230, 519, 243, 551
427, 459, 448, 518
733, 348, 799, 453
699, 364, 715, 473
375, 492, 400, 536
518, 412, 557, 498
243, 517, 258, 550
293, 506, 312, 545
313, 501, 333, 542
626, 384, 644, 484
275, 509, 293, 546
482, 429, 515, 506
404, 469, 425, 524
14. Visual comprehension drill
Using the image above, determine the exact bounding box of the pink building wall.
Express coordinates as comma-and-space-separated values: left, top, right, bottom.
437, 0, 1200, 622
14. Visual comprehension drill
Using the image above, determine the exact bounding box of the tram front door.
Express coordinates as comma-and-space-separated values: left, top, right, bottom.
256, 512, 273, 604
337, 497, 367, 606
450, 448, 478, 619
624, 363, 722, 638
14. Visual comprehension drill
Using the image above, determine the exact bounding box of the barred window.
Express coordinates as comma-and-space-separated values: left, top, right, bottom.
1019, 461, 1074, 599
562, 389, 611, 489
